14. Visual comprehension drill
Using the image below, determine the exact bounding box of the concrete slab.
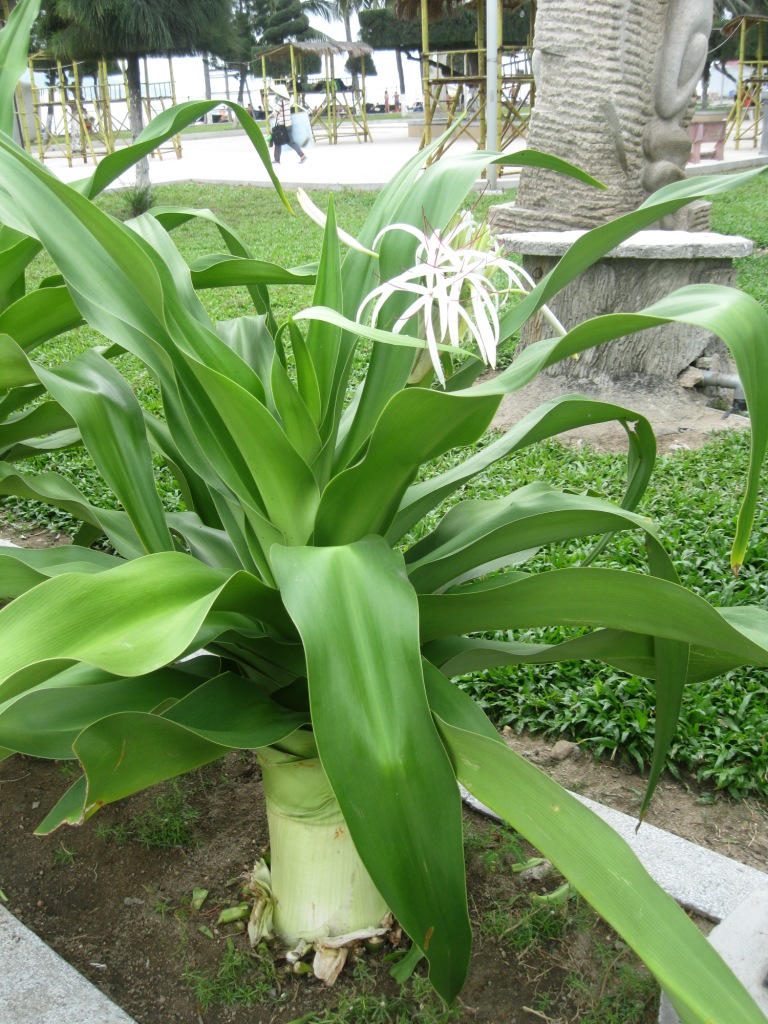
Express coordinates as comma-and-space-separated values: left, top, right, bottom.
0, 905, 137, 1024
659, 882, 768, 1024
496, 229, 754, 260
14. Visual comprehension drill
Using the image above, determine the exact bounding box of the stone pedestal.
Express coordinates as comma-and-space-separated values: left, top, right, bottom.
496, 229, 753, 385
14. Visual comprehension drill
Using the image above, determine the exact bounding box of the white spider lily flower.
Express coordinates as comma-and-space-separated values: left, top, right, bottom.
357, 213, 556, 386
296, 188, 378, 258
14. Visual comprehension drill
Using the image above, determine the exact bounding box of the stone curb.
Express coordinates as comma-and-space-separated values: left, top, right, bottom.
0, 904, 137, 1024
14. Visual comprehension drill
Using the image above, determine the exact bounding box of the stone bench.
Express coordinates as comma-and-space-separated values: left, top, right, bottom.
688, 115, 727, 163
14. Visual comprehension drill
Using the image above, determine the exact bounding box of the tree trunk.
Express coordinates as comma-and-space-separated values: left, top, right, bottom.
395, 48, 406, 98
125, 55, 150, 194
344, 12, 359, 94
255, 737, 389, 948
700, 60, 710, 110
203, 56, 212, 101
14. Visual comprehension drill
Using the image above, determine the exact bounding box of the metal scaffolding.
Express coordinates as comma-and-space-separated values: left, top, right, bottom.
412, 0, 535, 170
722, 15, 767, 150
18, 54, 181, 167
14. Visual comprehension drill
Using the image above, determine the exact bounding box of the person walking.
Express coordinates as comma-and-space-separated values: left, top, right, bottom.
270, 85, 306, 165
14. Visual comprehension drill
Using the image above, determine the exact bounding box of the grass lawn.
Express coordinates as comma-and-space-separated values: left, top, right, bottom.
5, 173, 768, 798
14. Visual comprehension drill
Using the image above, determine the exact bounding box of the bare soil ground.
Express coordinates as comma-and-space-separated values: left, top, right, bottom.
492, 375, 749, 454
4, 743, 763, 1024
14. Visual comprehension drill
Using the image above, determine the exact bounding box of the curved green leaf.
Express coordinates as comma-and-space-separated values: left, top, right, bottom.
484, 285, 768, 569
499, 165, 768, 339
405, 482, 677, 593
190, 254, 316, 289
80, 100, 290, 210
73, 677, 309, 820
419, 566, 768, 667
0, 464, 144, 558
37, 349, 174, 555
0, 665, 202, 758
0, 0, 41, 137
432, 690, 767, 1024
314, 386, 500, 545
389, 394, 657, 542
0, 544, 121, 598
272, 537, 471, 1003
423, 630, 745, 686
0, 398, 75, 458
0, 286, 82, 352
0, 553, 292, 704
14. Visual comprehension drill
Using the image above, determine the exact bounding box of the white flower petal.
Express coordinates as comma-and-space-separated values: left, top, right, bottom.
296, 189, 379, 257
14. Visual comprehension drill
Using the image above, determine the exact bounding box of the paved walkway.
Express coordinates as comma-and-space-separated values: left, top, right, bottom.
39, 119, 767, 193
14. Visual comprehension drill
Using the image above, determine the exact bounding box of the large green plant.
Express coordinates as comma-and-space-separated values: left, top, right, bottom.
3, 0, 768, 1018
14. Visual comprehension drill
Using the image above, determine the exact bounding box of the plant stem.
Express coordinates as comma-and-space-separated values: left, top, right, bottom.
257, 735, 389, 945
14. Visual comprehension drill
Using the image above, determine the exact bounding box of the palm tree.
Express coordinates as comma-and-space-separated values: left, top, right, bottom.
314, 0, 382, 90
35, 0, 233, 190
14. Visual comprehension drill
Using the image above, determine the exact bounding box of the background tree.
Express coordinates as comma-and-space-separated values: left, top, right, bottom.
314, 0, 382, 91
257, 0, 327, 79
207, 0, 273, 104
35, 0, 233, 190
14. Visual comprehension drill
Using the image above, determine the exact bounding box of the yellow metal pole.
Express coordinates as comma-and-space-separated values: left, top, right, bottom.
755, 21, 764, 149
735, 17, 746, 148
28, 59, 44, 159
71, 60, 95, 163
261, 54, 270, 123
290, 45, 299, 106
360, 54, 371, 141
421, 0, 431, 145
57, 61, 73, 167
168, 57, 181, 158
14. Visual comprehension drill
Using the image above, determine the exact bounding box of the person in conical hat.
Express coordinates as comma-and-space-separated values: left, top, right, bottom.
267, 85, 307, 165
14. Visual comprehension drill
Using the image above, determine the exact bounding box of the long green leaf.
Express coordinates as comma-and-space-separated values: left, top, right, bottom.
0, 0, 41, 137
0, 285, 83, 352
0, 553, 292, 704
314, 386, 500, 545
190, 254, 316, 289
419, 566, 768, 666
430, 682, 766, 1024
389, 394, 657, 542
272, 537, 471, 1003
0, 544, 121, 599
405, 483, 677, 593
0, 464, 144, 558
482, 285, 768, 569
0, 665, 203, 758
37, 349, 175, 554
80, 100, 290, 209
499, 166, 768, 339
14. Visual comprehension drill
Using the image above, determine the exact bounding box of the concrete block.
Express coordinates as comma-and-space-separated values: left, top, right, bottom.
0, 905, 137, 1024
495, 229, 754, 260
659, 882, 768, 1023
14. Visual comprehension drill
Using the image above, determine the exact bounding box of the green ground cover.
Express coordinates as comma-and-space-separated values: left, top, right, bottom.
5, 175, 768, 798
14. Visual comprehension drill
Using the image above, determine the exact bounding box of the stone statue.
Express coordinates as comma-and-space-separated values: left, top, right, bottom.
643, 0, 714, 228
491, 0, 746, 388
496, 0, 714, 234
